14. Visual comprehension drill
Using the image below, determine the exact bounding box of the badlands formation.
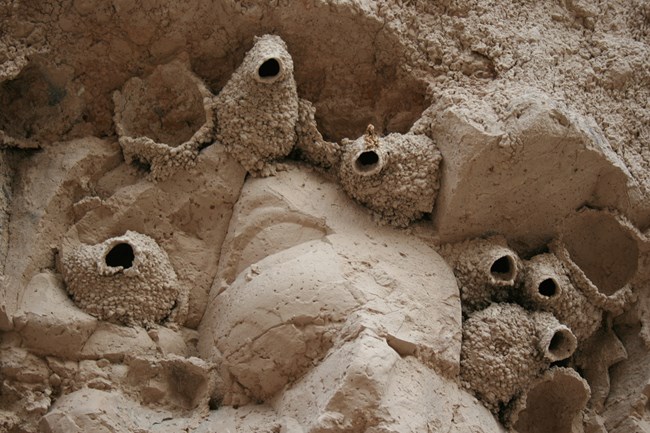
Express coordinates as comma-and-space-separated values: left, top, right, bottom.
1, 1, 650, 432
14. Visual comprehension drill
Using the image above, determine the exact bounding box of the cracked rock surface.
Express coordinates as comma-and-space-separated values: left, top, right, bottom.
1, 1, 650, 432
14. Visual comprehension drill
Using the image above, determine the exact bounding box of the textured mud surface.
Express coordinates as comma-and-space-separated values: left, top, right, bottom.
1, 1, 650, 432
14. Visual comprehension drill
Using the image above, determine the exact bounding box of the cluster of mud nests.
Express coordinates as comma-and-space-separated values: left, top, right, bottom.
2, 1, 650, 433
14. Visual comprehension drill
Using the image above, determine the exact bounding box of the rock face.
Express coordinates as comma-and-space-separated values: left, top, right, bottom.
426, 92, 636, 251
1, 1, 650, 432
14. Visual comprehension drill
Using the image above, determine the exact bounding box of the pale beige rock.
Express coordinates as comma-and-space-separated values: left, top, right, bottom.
0, 347, 50, 384
208, 239, 357, 401
40, 388, 172, 433
211, 168, 330, 287
125, 355, 211, 410
275, 329, 450, 432
154, 326, 191, 357
427, 91, 635, 251
80, 322, 158, 362
46, 358, 79, 394
274, 329, 504, 432
596, 318, 650, 433
200, 168, 461, 406
15, 272, 98, 358
1, 1, 649, 432
1, 138, 122, 331
448, 391, 507, 433
193, 405, 282, 433
0, 347, 54, 430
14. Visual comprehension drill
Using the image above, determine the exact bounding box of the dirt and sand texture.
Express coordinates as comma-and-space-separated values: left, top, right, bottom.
1, 0, 650, 432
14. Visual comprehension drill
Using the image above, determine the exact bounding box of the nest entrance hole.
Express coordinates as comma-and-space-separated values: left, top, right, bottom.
538, 278, 558, 297
490, 255, 515, 281
106, 243, 135, 269
258, 58, 281, 79
354, 150, 381, 174
547, 329, 575, 361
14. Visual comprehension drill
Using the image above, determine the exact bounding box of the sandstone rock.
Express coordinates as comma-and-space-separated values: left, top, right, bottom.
80, 322, 157, 362
1, 1, 649, 431
16, 272, 98, 358
429, 92, 635, 252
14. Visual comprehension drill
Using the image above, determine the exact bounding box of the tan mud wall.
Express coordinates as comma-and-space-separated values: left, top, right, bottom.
1, 1, 650, 432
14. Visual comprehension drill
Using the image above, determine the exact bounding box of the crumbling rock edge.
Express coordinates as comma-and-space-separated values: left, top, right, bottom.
1, 1, 650, 432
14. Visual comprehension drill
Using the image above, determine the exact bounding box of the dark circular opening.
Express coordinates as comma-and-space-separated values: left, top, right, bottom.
258, 58, 281, 79
208, 396, 221, 411
353, 150, 382, 174
490, 255, 514, 280
538, 278, 558, 297
548, 331, 571, 358
357, 150, 379, 167
105, 243, 135, 269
